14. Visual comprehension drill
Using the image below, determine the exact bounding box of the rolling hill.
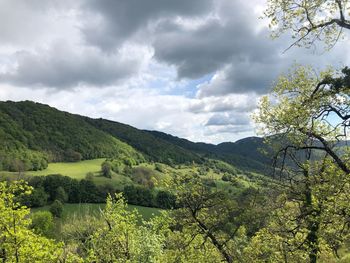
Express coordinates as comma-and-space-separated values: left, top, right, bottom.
0, 100, 272, 173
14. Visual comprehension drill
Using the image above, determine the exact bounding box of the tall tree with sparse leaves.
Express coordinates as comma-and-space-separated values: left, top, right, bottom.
264, 0, 350, 50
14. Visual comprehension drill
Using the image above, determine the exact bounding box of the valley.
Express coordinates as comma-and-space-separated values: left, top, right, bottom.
1, 100, 349, 262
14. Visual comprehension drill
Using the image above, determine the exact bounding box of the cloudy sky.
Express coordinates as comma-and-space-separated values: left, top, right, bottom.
0, 0, 349, 144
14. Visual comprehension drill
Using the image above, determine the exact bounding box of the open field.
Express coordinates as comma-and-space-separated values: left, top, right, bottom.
1, 158, 269, 194
33, 203, 161, 222
28, 158, 106, 179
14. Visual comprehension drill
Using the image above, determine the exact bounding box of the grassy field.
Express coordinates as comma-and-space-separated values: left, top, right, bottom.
33, 203, 161, 222
28, 158, 106, 179
0, 158, 270, 195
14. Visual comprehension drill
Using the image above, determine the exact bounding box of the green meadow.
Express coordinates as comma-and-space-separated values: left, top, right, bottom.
28, 158, 106, 179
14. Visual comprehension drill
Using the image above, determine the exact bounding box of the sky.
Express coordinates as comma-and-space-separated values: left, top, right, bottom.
0, 0, 349, 144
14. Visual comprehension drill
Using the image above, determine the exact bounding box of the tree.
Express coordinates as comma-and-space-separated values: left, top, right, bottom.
170, 173, 251, 263
0, 181, 62, 262
101, 161, 112, 178
64, 149, 82, 162
56, 186, 68, 203
256, 66, 350, 175
60, 215, 104, 258
254, 65, 350, 262
21, 187, 49, 207
50, 199, 64, 218
85, 172, 94, 181
10, 159, 25, 179
88, 193, 167, 262
156, 190, 176, 209
264, 0, 350, 50
130, 166, 156, 189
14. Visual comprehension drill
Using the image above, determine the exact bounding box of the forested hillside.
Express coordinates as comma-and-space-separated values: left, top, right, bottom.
85, 118, 204, 165
148, 131, 273, 173
0, 100, 273, 173
0, 101, 144, 171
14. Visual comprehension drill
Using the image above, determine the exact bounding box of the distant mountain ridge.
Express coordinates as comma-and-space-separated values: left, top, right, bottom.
147, 131, 272, 173
0, 100, 272, 173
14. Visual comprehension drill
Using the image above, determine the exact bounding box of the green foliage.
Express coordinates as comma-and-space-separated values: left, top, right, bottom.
0, 180, 62, 262
101, 161, 112, 178
0, 101, 145, 171
21, 187, 49, 207
55, 186, 68, 203
86, 118, 204, 165
254, 65, 350, 261
130, 166, 156, 188
88, 193, 167, 262
149, 130, 273, 173
30, 211, 55, 237
171, 173, 249, 262
264, 0, 350, 49
28, 174, 105, 203
85, 172, 94, 181
221, 173, 231, 182
60, 215, 104, 258
0, 100, 275, 174
64, 149, 82, 162
123, 185, 155, 207
0, 149, 48, 172
154, 163, 165, 172
155, 190, 176, 209
50, 199, 64, 218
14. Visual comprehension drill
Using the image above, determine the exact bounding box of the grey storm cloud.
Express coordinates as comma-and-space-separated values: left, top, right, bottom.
80, 0, 289, 94
152, 0, 349, 96
152, 0, 283, 93
196, 62, 282, 97
0, 43, 139, 88
0, 0, 349, 95
81, 0, 214, 50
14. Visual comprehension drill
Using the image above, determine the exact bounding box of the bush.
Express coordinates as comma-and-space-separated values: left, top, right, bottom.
85, 172, 94, 181
130, 167, 155, 188
156, 190, 176, 209
154, 163, 165, 172
50, 199, 63, 218
30, 211, 55, 237
101, 161, 112, 178
64, 149, 82, 162
56, 186, 68, 203
22, 187, 49, 207
123, 185, 155, 207
222, 174, 231, 182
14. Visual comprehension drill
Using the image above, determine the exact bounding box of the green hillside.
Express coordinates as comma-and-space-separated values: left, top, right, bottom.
147, 131, 273, 173
85, 118, 204, 165
0, 100, 274, 174
0, 101, 144, 171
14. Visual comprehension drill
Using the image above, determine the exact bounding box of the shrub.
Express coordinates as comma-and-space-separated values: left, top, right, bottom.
101, 161, 112, 178
56, 186, 68, 203
130, 167, 155, 189
156, 190, 176, 209
22, 187, 49, 207
222, 174, 231, 182
85, 172, 94, 181
50, 200, 63, 218
30, 211, 55, 237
